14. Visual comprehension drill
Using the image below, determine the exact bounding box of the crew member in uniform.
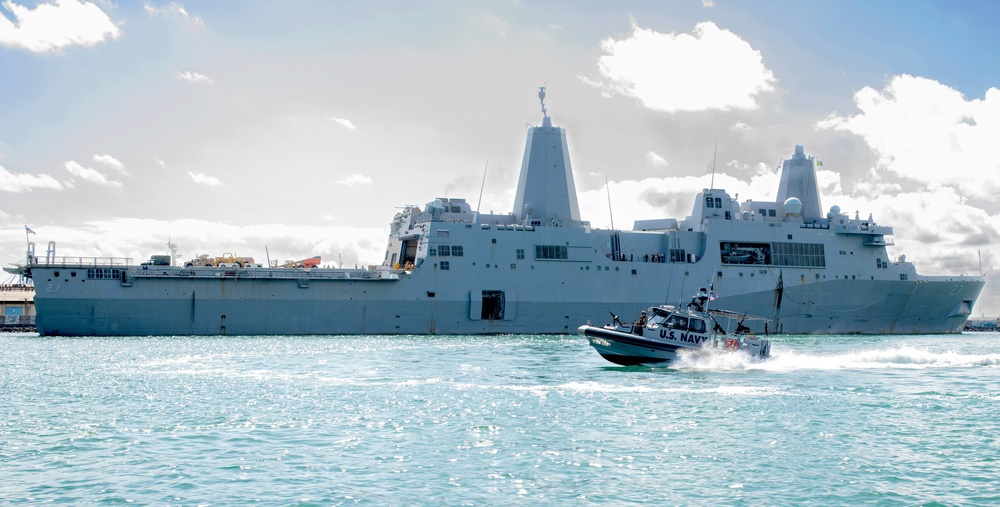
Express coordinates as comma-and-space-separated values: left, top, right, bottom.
633, 311, 647, 335
688, 287, 710, 312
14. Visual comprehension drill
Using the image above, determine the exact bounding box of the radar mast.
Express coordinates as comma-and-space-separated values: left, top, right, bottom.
539, 86, 551, 127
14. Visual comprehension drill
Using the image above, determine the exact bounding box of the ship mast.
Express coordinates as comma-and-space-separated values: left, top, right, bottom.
512, 86, 581, 224
539, 85, 548, 126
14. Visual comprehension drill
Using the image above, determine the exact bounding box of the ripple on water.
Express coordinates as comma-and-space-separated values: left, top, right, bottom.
1, 332, 999, 505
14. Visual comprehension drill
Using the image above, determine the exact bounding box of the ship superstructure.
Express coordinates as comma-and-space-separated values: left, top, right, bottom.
8, 89, 984, 336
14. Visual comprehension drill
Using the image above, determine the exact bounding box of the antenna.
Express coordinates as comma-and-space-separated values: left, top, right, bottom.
605, 175, 615, 231
538, 85, 547, 117
710, 140, 718, 189
475, 160, 488, 214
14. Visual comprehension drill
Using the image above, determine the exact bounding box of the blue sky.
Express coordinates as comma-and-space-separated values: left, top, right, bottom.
2, 0, 1000, 315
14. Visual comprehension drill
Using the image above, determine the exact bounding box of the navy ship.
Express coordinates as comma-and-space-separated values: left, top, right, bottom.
6, 88, 984, 336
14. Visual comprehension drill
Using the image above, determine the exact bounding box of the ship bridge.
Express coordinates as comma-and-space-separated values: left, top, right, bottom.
832, 220, 895, 246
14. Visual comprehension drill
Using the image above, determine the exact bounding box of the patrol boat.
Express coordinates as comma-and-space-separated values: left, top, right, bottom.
6, 88, 986, 336
579, 297, 772, 366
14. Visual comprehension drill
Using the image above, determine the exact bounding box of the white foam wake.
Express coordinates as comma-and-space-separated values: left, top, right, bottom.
673, 345, 1000, 372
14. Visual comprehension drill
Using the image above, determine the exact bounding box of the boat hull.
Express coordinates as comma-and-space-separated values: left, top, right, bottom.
578, 325, 682, 366
27, 263, 984, 336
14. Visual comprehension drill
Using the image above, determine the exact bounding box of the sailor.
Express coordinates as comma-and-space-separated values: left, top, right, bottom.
688, 288, 710, 312
633, 311, 647, 335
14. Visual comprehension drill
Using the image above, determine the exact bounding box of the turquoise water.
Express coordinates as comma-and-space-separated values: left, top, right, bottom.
2, 332, 999, 506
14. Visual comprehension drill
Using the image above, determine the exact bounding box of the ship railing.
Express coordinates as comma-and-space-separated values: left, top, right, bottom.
834, 223, 893, 236
863, 236, 895, 246
130, 267, 400, 281
799, 222, 831, 230
29, 256, 133, 268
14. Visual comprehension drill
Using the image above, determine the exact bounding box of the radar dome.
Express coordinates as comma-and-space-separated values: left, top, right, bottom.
830, 205, 841, 215
783, 197, 803, 215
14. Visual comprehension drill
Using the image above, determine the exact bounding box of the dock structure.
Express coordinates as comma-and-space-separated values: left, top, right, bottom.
0, 284, 35, 332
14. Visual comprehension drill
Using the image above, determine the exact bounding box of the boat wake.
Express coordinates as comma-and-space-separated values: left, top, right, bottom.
670, 345, 1000, 372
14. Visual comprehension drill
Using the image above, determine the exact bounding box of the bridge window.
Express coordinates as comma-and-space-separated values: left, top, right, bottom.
535, 245, 568, 260
87, 268, 122, 279
439, 261, 449, 270
516, 249, 524, 259
772, 242, 825, 268
451, 245, 463, 257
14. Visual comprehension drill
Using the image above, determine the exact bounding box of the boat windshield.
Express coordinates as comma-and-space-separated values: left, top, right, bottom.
664, 315, 688, 329
689, 318, 707, 333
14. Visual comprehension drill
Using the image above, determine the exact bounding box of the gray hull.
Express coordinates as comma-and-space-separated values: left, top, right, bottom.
29, 261, 982, 336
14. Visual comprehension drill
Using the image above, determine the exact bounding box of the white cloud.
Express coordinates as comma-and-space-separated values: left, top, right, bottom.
188, 171, 221, 186
703, 0, 716, 7
64, 160, 122, 187
646, 151, 668, 167
152, 155, 166, 168
335, 174, 372, 186
328, 116, 357, 130
177, 71, 214, 84
144, 2, 203, 27
817, 74, 1000, 199
0, 163, 64, 192
0, 0, 121, 53
588, 21, 776, 112
0, 218, 387, 270
93, 154, 127, 174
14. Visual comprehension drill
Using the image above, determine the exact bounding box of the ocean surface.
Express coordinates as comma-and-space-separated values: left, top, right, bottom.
2, 331, 999, 506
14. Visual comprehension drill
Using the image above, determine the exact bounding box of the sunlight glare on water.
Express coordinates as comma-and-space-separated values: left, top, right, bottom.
1, 332, 999, 505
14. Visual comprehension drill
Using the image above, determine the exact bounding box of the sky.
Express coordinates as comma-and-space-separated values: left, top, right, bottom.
2, 0, 1000, 315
